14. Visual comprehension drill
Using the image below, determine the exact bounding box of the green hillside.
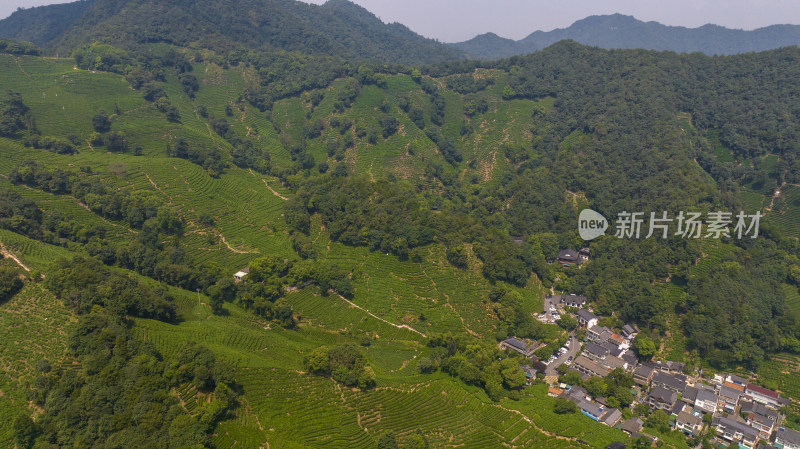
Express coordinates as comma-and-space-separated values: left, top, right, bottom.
0, 0, 464, 65
0, 51, 577, 448
1, 29, 800, 449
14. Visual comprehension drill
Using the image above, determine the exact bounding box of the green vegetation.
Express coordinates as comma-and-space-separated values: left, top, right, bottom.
1, 8, 800, 447
554, 397, 578, 414
424, 333, 530, 400
305, 343, 376, 389
558, 369, 635, 409
46, 255, 177, 320
0, 38, 39, 55
0, 90, 34, 137
23, 308, 237, 448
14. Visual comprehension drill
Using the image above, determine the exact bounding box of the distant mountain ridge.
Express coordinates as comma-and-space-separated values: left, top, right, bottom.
4, 2, 800, 65
452, 14, 800, 59
0, 0, 464, 65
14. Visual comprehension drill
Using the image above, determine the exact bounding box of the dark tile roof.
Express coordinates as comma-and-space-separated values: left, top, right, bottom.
559, 249, 579, 262
742, 401, 778, 424
600, 408, 622, 426
677, 410, 702, 427
713, 416, 759, 441
577, 309, 598, 322
683, 386, 699, 403
601, 340, 620, 352
573, 355, 611, 377
647, 386, 677, 405
695, 389, 718, 404
502, 337, 528, 351
569, 386, 587, 397
776, 427, 800, 446
589, 325, 612, 334
652, 371, 686, 391
602, 356, 627, 371
720, 385, 743, 399
622, 324, 638, 335
561, 294, 587, 305
634, 364, 654, 378
621, 418, 643, 434
621, 352, 638, 367
661, 361, 685, 372
584, 342, 609, 358
520, 364, 537, 377
579, 399, 604, 417
561, 385, 588, 404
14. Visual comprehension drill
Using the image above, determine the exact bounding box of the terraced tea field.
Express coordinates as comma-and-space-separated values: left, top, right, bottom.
0, 282, 77, 444
7, 47, 785, 449
785, 284, 800, 320
758, 353, 800, 408
766, 184, 800, 238
232, 368, 604, 449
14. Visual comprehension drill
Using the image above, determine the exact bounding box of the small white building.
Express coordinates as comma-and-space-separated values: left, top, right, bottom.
234, 266, 249, 282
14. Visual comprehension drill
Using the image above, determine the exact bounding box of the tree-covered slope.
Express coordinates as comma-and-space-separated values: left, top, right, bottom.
0, 0, 465, 65
0, 52, 621, 448
2, 37, 800, 448
0, 0, 96, 49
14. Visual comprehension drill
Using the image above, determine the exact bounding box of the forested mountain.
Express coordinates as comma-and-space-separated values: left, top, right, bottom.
2, 4, 800, 448
452, 14, 800, 59
0, 0, 96, 48
0, 0, 464, 65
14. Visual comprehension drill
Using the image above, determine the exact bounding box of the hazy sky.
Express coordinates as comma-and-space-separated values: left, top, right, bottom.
2, 0, 799, 42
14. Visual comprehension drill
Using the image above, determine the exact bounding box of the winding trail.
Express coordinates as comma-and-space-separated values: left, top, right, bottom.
334, 293, 426, 338
217, 232, 258, 254
144, 172, 167, 196
765, 181, 792, 212
0, 241, 30, 272
262, 179, 288, 201
421, 268, 478, 337
246, 169, 289, 201
490, 402, 581, 443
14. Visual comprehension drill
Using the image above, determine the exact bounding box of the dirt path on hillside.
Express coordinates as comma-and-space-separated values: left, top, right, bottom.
421, 268, 479, 337
245, 169, 289, 201
491, 402, 582, 443
144, 172, 167, 196
217, 232, 258, 254
335, 293, 426, 337
764, 181, 795, 212
0, 241, 30, 272
261, 179, 288, 201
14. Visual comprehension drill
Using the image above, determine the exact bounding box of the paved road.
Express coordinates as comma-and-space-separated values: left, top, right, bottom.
542, 295, 561, 322
545, 332, 579, 376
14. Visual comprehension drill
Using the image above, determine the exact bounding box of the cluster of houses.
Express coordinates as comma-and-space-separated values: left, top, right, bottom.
632, 366, 794, 449
501, 292, 799, 449
552, 308, 646, 430
565, 343, 795, 449
561, 302, 641, 381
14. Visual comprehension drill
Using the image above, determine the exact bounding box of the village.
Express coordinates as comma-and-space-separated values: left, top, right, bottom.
499, 287, 799, 449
